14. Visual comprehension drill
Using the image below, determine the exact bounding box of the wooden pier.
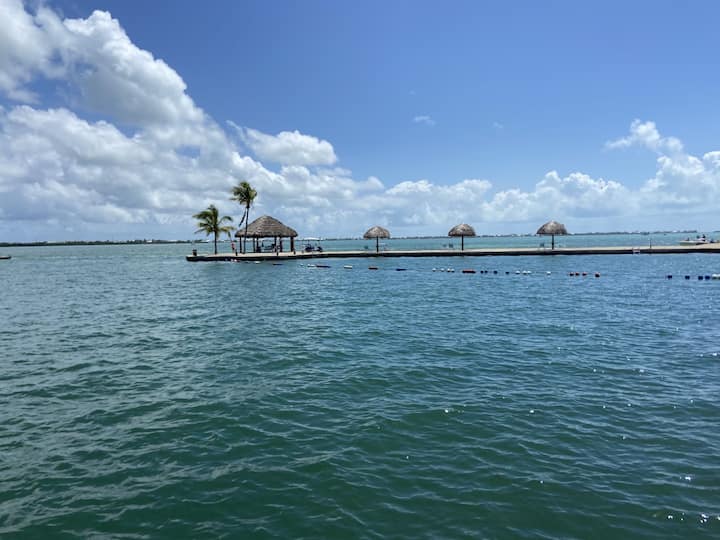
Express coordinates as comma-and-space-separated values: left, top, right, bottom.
186, 244, 720, 262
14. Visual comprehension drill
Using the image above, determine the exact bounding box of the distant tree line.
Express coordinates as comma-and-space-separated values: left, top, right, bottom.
0, 239, 196, 247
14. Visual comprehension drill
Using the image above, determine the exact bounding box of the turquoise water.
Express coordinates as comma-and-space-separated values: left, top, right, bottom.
2, 240, 720, 538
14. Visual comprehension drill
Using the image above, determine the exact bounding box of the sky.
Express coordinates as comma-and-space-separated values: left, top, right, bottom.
1, 0, 720, 241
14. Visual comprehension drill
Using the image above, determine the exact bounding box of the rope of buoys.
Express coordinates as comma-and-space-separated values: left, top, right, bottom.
667, 275, 719, 280
256, 262, 608, 279
240, 263, 720, 281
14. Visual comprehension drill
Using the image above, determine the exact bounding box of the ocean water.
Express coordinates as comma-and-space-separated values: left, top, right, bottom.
1, 240, 720, 538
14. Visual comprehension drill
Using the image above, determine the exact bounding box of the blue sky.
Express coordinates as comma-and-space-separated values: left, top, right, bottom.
1, 0, 720, 240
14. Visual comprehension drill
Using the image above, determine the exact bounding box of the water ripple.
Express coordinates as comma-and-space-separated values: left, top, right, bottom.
1, 248, 720, 537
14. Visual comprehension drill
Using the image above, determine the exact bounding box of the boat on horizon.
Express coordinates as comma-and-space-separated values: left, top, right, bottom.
679, 235, 714, 246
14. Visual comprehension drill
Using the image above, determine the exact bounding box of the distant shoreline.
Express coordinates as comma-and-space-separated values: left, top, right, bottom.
0, 230, 707, 248
0, 239, 194, 248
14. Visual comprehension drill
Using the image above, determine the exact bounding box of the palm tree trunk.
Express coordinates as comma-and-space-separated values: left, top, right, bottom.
238, 208, 247, 253
214, 232, 218, 254
244, 204, 250, 254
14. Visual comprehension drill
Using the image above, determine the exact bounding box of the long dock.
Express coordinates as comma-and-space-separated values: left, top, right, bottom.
186, 244, 720, 262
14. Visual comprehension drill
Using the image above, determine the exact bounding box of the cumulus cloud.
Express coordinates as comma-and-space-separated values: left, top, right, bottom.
0, 1, 719, 241
413, 115, 435, 126
0, 0, 62, 102
238, 126, 338, 166
605, 119, 683, 154
605, 119, 720, 211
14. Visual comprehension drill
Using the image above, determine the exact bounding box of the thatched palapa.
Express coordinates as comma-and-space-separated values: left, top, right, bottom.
448, 223, 476, 251
363, 226, 390, 253
537, 220, 568, 250
235, 215, 298, 253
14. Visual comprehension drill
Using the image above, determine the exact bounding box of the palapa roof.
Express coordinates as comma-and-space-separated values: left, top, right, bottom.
363, 225, 391, 239
235, 215, 298, 238
448, 223, 476, 237
537, 220, 568, 236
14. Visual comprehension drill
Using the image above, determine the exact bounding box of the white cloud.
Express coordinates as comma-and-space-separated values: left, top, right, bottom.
63, 12, 197, 124
605, 119, 683, 154
0, 2, 66, 102
238, 126, 337, 166
605, 120, 720, 211
413, 115, 435, 126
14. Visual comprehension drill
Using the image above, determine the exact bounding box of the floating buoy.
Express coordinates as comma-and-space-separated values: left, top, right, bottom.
698, 276, 703, 280
546, 271, 551, 275
447, 268, 454, 273
594, 273, 600, 278
462, 269, 476, 274
515, 270, 521, 274
505, 271, 510, 275
493, 270, 498, 274
316, 264, 330, 268
705, 275, 711, 280
396, 268, 407, 271
582, 272, 588, 277
432, 268, 437, 272
685, 275, 690, 280
368, 266, 378, 270
667, 275, 672, 279
343, 265, 353, 269
712, 274, 720, 280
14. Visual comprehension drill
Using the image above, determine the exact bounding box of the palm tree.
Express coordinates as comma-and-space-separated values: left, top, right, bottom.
230, 181, 257, 253
193, 204, 234, 254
